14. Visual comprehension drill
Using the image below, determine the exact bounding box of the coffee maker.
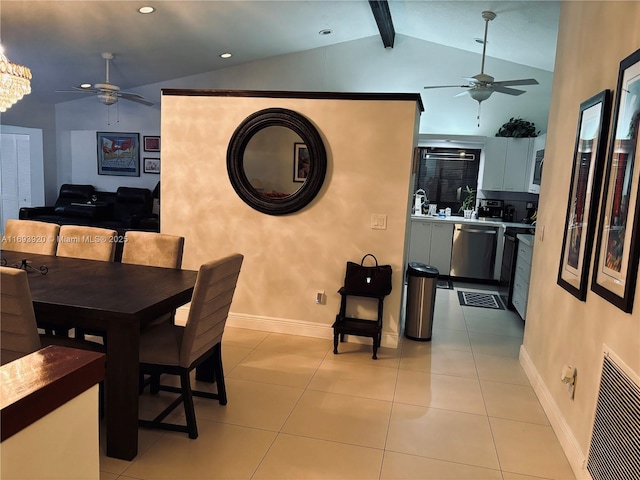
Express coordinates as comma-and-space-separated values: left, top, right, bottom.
477, 199, 504, 219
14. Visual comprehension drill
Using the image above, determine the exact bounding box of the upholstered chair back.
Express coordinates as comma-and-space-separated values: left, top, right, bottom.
0, 267, 41, 365
56, 225, 118, 262
2, 219, 60, 255
121, 231, 184, 268
180, 254, 243, 368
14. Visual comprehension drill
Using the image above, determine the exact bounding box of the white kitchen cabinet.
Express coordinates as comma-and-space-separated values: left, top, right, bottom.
408, 221, 432, 266
480, 137, 507, 190
408, 220, 454, 275
481, 137, 533, 192
503, 138, 533, 191
430, 222, 454, 274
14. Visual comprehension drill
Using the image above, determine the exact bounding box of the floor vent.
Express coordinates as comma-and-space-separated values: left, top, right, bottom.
587, 351, 640, 480
457, 291, 504, 310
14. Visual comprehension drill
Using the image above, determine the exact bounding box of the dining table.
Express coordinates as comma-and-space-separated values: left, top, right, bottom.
0, 249, 198, 460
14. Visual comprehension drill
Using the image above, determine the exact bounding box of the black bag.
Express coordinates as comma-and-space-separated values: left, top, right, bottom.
343, 254, 392, 296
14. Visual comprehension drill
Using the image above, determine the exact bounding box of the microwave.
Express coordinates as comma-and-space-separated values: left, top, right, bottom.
529, 148, 544, 193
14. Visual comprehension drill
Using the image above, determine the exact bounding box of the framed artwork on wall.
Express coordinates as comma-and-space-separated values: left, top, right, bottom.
557, 90, 611, 300
591, 49, 640, 312
144, 136, 160, 152
144, 158, 160, 174
293, 142, 309, 182
97, 132, 140, 176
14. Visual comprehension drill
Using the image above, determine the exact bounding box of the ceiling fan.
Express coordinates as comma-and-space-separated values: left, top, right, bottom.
423, 11, 538, 106
56, 52, 153, 107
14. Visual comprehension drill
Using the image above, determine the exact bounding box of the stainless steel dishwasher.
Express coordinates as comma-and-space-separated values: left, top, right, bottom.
450, 224, 499, 280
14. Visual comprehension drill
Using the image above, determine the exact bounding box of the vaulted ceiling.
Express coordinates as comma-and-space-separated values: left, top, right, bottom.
1, 1, 560, 107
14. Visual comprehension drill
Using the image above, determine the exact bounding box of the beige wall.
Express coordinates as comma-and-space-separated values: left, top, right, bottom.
162, 94, 420, 347
522, 1, 640, 474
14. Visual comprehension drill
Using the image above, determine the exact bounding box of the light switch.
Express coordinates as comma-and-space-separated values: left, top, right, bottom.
371, 214, 387, 230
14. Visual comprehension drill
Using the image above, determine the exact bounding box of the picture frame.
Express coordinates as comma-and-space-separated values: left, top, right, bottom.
143, 157, 160, 174
557, 90, 611, 300
143, 136, 160, 152
591, 49, 640, 312
97, 132, 140, 176
293, 142, 310, 182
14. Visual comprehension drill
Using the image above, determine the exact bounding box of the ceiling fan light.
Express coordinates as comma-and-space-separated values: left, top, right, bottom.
98, 92, 118, 106
468, 88, 493, 103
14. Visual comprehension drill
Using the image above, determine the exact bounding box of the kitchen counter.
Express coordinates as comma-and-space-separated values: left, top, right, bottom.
411, 215, 534, 230
517, 234, 535, 247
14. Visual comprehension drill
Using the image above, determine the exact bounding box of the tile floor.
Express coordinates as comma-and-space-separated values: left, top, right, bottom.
99, 282, 576, 480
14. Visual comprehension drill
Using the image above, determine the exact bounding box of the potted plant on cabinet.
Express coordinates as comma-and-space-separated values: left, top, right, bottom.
459, 185, 476, 219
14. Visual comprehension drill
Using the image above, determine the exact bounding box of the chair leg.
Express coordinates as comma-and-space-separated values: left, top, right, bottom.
180, 370, 198, 439
211, 343, 227, 405
333, 331, 339, 354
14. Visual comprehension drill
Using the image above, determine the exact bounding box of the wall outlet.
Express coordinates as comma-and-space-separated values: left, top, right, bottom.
315, 291, 325, 304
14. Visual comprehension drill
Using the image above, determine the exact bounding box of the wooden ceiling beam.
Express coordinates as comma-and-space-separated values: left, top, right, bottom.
368, 0, 395, 48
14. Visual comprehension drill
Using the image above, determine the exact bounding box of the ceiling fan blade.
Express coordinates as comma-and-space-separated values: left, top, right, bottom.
493, 78, 539, 87
424, 84, 472, 90
493, 85, 526, 96
55, 87, 99, 94
118, 92, 154, 106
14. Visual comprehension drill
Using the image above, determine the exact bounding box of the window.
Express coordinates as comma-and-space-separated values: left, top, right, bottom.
414, 146, 480, 212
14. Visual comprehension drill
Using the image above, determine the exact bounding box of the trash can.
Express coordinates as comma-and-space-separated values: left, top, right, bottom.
404, 263, 439, 341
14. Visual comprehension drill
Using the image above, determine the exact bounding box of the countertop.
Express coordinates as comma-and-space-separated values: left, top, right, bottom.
517, 234, 535, 246
411, 215, 534, 230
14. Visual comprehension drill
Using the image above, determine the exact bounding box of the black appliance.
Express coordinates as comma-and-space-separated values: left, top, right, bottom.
477, 199, 503, 219
501, 226, 534, 309
503, 205, 516, 223
532, 148, 544, 186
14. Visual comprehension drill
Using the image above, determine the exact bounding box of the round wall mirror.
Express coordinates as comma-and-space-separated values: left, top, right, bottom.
227, 107, 327, 215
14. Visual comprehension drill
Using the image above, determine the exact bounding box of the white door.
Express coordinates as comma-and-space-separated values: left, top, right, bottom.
0, 134, 32, 233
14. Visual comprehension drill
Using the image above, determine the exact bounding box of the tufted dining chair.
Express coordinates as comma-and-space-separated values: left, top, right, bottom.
138, 253, 243, 439
1, 219, 60, 256
56, 225, 118, 262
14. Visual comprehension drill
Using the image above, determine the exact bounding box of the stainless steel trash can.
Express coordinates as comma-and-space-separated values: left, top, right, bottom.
405, 263, 439, 341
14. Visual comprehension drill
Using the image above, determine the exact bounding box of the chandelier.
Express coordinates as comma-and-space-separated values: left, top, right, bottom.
0, 46, 32, 113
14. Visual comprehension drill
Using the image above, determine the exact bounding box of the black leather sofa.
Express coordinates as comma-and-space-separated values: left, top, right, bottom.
19, 184, 158, 234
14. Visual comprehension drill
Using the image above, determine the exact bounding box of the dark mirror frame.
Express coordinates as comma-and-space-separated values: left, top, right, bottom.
227, 107, 327, 215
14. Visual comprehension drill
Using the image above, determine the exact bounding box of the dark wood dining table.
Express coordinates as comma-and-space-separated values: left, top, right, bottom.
1, 249, 198, 460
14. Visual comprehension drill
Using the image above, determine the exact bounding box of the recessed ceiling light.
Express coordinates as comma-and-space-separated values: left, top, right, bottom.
220, 53, 232, 59
138, 6, 155, 14
319, 29, 332, 36
80, 83, 92, 89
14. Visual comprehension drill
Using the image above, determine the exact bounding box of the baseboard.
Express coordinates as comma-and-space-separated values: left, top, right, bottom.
519, 345, 589, 480
174, 306, 399, 348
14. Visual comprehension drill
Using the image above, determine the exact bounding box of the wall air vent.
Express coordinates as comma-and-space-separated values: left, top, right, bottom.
586, 349, 640, 480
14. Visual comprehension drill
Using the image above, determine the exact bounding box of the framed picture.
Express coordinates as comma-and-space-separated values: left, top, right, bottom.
293, 143, 310, 182
591, 49, 640, 312
144, 136, 160, 152
97, 132, 140, 176
144, 157, 160, 174
557, 90, 611, 300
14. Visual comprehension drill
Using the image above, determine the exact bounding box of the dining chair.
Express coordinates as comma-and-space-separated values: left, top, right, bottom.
138, 253, 243, 439
56, 225, 118, 262
121, 231, 184, 268
0, 266, 104, 365
1, 219, 60, 256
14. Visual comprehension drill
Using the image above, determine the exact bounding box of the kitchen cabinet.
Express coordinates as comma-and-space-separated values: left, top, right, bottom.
481, 137, 533, 192
408, 220, 454, 276
512, 235, 533, 320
